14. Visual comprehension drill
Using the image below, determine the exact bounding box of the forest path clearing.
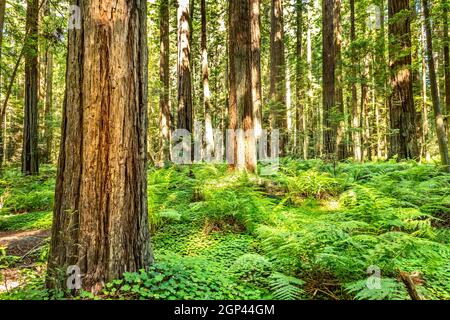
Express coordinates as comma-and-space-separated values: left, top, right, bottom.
0, 229, 50, 256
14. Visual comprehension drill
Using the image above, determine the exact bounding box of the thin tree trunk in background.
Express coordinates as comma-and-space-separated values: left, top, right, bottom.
229, 0, 256, 173
160, 0, 171, 162
420, 12, 430, 161
422, 0, 450, 172
306, 2, 313, 159
0, 0, 6, 168
177, 0, 193, 133
350, 0, 361, 162
47, 0, 153, 292
388, 0, 419, 160
375, 0, 387, 160
361, 55, 371, 161
228, 0, 238, 171
22, 0, 39, 175
295, 0, 305, 159
334, 0, 345, 160
201, 0, 214, 159
250, 0, 263, 143
443, 2, 450, 146
43, 1, 53, 164
322, 0, 336, 157
270, 0, 287, 156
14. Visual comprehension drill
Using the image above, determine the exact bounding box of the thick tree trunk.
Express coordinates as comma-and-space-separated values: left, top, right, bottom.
322, 0, 336, 157
160, 0, 171, 162
422, 0, 450, 171
229, 0, 256, 173
201, 0, 214, 159
270, 0, 287, 155
388, 0, 419, 160
250, 0, 263, 142
22, 0, 39, 175
177, 0, 193, 133
47, 0, 153, 292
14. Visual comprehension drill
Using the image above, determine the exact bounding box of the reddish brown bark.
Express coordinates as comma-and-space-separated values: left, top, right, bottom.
47, 0, 153, 292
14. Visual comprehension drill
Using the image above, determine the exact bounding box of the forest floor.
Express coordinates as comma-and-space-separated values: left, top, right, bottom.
0, 160, 449, 300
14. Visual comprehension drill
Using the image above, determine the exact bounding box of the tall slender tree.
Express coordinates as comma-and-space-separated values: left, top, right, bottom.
443, 1, 450, 145
388, 0, 419, 160
270, 0, 287, 155
422, 0, 450, 171
47, 0, 153, 292
177, 0, 193, 133
22, 0, 39, 175
160, 0, 171, 162
0, 0, 6, 168
42, 0, 54, 164
322, 0, 337, 157
350, 0, 361, 161
250, 0, 263, 142
334, 0, 345, 160
201, 0, 214, 158
295, 0, 306, 159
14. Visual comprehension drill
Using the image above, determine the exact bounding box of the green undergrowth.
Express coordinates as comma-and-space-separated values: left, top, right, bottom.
0, 165, 55, 232
1, 160, 449, 300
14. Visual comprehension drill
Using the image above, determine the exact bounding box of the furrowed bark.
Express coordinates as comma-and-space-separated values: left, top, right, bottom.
47, 0, 153, 293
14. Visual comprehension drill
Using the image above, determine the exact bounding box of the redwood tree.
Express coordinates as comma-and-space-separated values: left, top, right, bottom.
22, 0, 39, 175
388, 0, 419, 160
422, 0, 450, 171
270, 0, 287, 155
322, 0, 336, 157
47, 0, 153, 292
229, 0, 256, 172
0, 0, 6, 168
160, 0, 171, 162
250, 0, 263, 141
177, 0, 193, 133
201, 0, 214, 157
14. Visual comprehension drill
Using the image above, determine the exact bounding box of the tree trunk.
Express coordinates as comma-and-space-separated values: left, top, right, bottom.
250, 0, 263, 142
160, 0, 171, 162
229, 0, 256, 173
177, 0, 193, 133
306, 2, 313, 159
420, 10, 430, 161
322, 0, 337, 157
201, 0, 214, 159
334, 0, 345, 160
295, 0, 306, 159
47, 0, 153, 292
422, 0, 450, 171
361, 55, 371, 161
443, 2, 450, 147
388, 0, 419, 160
270, 0, 287, 155
0, 0, 6, 168
350, 0, 361, 162
43, 1, 53, 164
22, 0, 39, 175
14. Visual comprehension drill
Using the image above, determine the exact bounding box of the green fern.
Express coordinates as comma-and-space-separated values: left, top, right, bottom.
269, 273, 305, 300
